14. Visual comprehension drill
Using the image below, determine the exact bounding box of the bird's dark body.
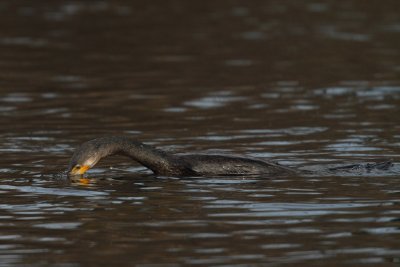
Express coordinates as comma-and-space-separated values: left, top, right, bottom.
67, 136, 392, 177
177, 154, 295, 176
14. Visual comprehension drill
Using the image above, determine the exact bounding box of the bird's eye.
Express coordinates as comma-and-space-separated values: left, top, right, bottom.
74, 165, 81, 170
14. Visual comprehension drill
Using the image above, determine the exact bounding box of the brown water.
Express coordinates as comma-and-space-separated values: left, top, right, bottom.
1, 1, 400, 266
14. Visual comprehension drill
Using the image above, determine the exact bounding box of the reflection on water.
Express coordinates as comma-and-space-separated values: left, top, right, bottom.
1, 0, 400, 266
2, 173, 400, 266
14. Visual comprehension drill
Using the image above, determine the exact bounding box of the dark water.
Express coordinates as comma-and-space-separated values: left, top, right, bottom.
1, 1, 400, 266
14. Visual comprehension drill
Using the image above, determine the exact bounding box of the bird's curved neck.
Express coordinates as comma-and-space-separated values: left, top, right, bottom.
105, 137, 185, 175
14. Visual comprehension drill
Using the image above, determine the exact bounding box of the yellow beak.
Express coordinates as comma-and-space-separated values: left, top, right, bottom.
69, 165, 90, 176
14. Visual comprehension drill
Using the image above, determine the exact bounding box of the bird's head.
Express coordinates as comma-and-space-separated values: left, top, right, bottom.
67, 136, 129, 176
67, 139, 103, 176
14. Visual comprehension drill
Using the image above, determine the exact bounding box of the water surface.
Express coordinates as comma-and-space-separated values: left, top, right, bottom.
1, 1, 400, 266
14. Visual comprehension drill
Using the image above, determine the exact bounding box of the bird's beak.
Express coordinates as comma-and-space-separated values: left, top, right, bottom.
69, 165, 90, 176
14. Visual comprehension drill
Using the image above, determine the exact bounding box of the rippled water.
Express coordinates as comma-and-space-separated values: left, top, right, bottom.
1, 1, 400, 266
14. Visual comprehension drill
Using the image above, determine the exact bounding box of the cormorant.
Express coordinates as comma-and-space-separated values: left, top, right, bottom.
67, 136, 295, 176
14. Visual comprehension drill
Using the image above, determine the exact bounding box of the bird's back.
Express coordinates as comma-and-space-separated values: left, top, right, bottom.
180, 154, 296, 176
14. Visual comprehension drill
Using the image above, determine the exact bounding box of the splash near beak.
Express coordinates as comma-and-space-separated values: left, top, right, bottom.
69, 165, 90, 176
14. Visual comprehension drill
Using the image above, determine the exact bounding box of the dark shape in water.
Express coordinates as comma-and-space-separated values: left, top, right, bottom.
67, 136, 393, 177
328, 161, 393, 172
67, 136, 296, 176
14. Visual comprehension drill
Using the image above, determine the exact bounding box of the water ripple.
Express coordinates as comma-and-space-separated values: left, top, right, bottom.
0, 185, 108, 197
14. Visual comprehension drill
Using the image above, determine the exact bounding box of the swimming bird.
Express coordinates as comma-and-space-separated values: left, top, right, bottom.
67, 136, 295, 177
